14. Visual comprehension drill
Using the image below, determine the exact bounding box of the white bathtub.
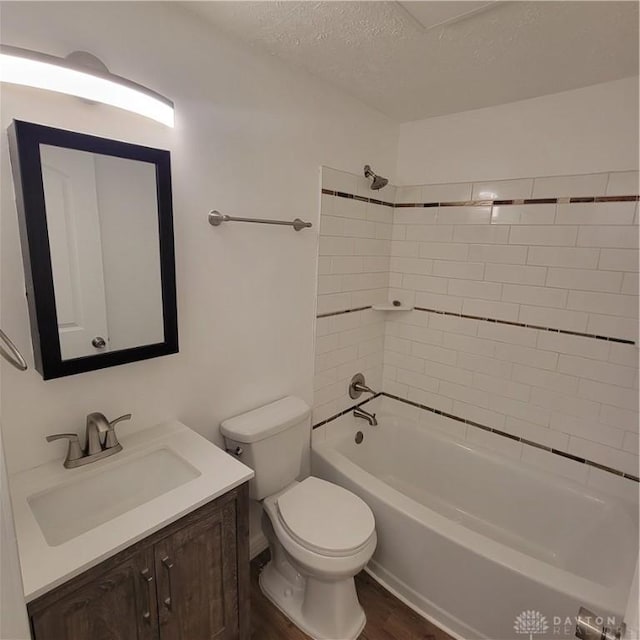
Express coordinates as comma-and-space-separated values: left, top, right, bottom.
312, 407, 638, 640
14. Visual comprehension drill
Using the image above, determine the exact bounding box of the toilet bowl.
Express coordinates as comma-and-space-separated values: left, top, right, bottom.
220, 396, 377, 640
259, 477, 376, 640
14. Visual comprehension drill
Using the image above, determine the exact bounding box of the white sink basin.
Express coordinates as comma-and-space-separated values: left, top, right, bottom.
28, 448, 201, 546
11, 421, 253, 601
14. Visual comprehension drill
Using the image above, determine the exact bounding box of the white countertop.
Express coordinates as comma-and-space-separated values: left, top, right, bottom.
9, 420, 254, 602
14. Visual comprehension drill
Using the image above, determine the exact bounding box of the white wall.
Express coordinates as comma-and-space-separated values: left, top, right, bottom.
0, 1, 398, 477
397, 77, 639, 185
0, 430, 30, 640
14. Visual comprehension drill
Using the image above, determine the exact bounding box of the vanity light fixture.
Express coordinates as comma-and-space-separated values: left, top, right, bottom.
0, 45, 174, 127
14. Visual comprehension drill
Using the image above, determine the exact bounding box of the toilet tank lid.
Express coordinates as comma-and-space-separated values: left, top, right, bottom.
220, 396, 311, 443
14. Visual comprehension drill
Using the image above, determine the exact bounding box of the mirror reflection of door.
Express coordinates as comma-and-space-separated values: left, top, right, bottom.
40, 145, 165, 361
41, 146, 109, 359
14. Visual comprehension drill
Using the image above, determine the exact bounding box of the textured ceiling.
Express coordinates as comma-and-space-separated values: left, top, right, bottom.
185, 1, 639, 122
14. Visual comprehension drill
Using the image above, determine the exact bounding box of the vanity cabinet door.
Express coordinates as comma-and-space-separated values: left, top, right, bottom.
154, 499, 239, 640
30, 548, 158, 640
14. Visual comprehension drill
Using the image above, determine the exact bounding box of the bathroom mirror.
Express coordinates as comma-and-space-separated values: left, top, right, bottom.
8, 120, 178, 379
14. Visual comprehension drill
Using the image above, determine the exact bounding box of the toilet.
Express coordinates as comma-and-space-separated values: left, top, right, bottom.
221, 396, 377, 640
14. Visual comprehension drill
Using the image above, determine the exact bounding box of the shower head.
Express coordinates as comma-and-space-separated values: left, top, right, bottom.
364, 164, 388, 191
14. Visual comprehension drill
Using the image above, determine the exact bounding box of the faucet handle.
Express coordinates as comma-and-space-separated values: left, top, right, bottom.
109, 413, 132, 428
104, 413, 132, 450
46, 433, 84, 465
349, 373, 376, 399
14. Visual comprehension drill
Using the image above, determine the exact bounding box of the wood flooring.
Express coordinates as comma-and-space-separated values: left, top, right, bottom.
250, 552, 453, 640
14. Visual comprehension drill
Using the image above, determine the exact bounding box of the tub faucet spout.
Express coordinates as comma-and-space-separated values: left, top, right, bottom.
354, 406, 378, 426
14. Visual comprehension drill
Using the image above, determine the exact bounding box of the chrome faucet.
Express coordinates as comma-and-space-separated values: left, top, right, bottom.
354, 406, 378, 426
46, 412, 132, 468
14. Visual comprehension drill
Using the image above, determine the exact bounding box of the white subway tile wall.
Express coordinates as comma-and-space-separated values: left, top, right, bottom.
386, 171, 638, 477
318, 186, 392, 316
471, 179, 534, 201
531, 173, 610, 198
315, 168, 392, 423
314, 307, 385, 424
316, 168, 639, 480
606, 171, 640, 196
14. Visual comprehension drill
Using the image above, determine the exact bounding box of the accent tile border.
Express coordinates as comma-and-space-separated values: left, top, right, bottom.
317, 305, 372, 319
413, 307, 636, 345
322, 188, 639, 209
397, 195, 640, 207
321, 188, 394, 208
312, 392, 639, 483
316, 305, 635, 344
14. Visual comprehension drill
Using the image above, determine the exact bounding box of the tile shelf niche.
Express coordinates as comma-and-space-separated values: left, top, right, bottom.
371, 304, 414, 312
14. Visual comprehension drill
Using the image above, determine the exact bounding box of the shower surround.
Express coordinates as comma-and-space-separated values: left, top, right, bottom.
315, 167, 639, 490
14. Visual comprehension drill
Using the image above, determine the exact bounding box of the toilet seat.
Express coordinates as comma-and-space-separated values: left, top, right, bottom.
276, 477, 375, 558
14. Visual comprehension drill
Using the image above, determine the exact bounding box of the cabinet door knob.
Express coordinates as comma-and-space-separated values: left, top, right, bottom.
92, 336, 106, 349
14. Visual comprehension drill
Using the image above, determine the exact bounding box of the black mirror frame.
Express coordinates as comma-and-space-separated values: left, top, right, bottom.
8, 120, 178, 380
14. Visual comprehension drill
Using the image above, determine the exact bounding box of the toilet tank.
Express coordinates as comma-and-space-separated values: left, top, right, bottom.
220, 396, 311, 500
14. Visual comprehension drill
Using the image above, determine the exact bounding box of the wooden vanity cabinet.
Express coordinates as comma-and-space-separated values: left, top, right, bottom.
28, 483, 250, 640
29, 547, 158, 640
